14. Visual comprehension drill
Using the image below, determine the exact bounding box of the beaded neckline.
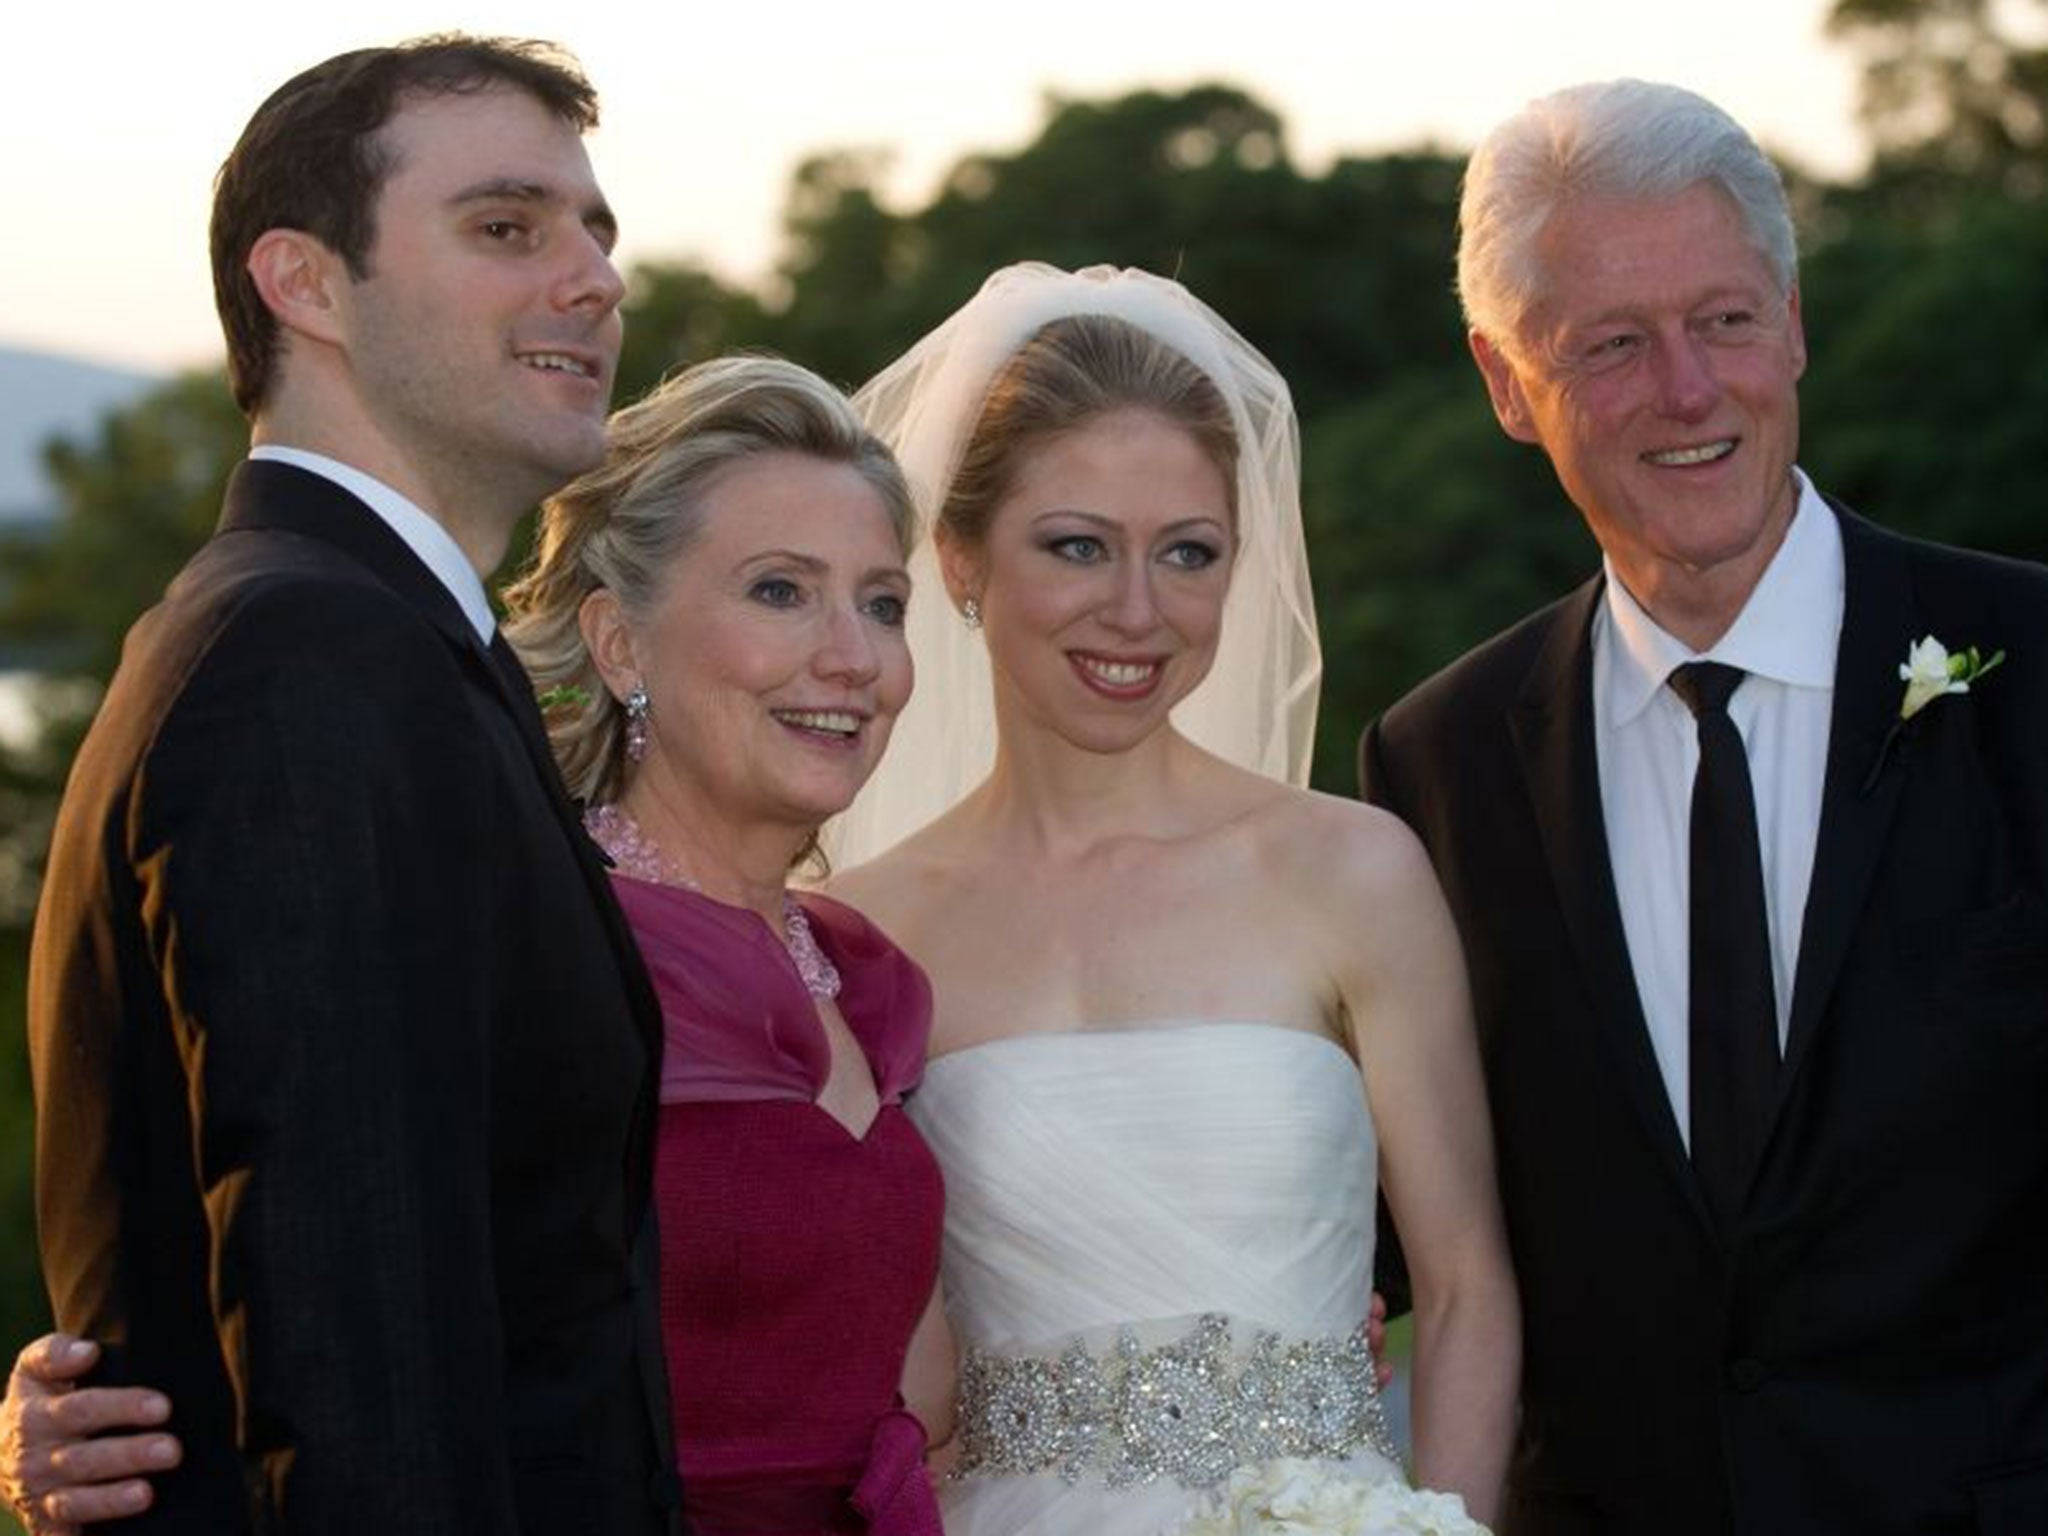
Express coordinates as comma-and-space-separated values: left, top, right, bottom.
583, 803, 841, 1000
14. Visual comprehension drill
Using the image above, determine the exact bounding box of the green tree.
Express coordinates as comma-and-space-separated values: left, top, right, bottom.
614, 259, 774, 405
619, 84, 1473, 428
1800, 189, 2048, 563
0, 371, 243, 918
1302, 367, 1593, 786
1827, 0, 2048, 198
2, 372, 241, 682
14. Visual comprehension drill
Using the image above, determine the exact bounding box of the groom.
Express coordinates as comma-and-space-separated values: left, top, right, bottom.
28, 37, 677, 1532
1361, 80, 2048, 1533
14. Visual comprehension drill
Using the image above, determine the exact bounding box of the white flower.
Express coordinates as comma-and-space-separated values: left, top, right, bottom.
1897, 635, 2005, 721
1898, 636, 1964, 719
1176, 1459, 1491, 1536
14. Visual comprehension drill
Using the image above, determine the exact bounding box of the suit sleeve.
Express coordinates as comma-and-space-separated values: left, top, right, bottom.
1358, 715, 1398, 818
1356, 713, 1417, 1318
135, 584, 519, 1531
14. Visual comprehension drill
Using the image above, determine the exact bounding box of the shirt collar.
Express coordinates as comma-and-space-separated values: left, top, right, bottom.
1600, 469, 1844, 726
248, 445, 497, 643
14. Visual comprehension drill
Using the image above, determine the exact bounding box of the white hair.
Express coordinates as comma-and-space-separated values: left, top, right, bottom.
1457, 78, 1799, 344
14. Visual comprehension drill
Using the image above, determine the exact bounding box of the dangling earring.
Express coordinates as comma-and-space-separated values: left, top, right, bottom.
962, 597, 983, 631
624, 683, 651, 763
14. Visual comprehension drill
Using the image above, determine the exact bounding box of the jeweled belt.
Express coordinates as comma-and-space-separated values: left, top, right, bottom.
952, 1313, 1398, 1490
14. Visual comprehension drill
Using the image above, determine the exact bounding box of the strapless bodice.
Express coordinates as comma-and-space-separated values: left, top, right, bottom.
911, 1022, 1377, 1348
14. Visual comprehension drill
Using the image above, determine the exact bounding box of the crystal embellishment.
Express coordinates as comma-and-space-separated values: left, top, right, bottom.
582, 802, 841, 999
777, 900, 842, 1001
953, 1315, 1396, 1490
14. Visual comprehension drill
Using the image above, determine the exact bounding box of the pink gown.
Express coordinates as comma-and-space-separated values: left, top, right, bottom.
607, 875, 946, 1536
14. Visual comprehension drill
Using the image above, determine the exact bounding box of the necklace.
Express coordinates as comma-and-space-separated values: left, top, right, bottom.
583, 803, 842, 1000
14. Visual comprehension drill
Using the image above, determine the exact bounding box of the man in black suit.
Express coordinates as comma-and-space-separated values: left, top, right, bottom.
1361, 80, 2048, 1533
25, 38, 677, 1533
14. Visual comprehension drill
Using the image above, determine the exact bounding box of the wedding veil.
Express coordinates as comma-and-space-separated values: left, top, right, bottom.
824, 263, 1321, 869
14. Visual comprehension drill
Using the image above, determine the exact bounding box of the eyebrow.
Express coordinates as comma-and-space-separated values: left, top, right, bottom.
740, 548, 828, 575
1032, 509, 1230, 533
739, 549, 911, 583
448, 177, 619, 248
1568, 282, 1775, 326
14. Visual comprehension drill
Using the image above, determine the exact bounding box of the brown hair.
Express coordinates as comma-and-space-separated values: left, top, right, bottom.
940, 313, 1240, 548
211, 34, 598, 415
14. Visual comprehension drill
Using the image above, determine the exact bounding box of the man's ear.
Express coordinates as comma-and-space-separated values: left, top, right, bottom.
578, 588, 642, 700
245, 228, 350, 347
1469, 329, 1541, 445
934, 524, 986, 619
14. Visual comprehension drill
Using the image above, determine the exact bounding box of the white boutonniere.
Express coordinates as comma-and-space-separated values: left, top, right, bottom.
1897, 635, 2004, 720
1865, 634, 2008, 794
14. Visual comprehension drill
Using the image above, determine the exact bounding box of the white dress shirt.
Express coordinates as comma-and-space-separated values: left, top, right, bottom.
1592, 472, 1843, 1144
248, 445, 497, 644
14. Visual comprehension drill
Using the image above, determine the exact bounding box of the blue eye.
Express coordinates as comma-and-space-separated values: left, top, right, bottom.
1162, 540, 1222, 571
750, 577, 803, 607
864, 592, 908, 628
1047, 535, 1108, 563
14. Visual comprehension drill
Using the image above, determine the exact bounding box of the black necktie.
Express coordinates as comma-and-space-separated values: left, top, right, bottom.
1669, 662, 1780, 1233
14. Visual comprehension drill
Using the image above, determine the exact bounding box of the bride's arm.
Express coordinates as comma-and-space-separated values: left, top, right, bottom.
1328, 805, 1518, 1523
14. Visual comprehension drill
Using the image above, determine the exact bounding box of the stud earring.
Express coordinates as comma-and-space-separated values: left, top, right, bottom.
962, 597, 983, 630
624, 683, 651, 763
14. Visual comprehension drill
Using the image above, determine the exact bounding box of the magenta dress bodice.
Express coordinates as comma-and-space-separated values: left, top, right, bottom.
608, 876, 946, 1536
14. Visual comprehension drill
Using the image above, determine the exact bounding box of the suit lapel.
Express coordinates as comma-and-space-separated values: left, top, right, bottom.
221, 462, 665, 1115
1501, 506, 1918, 1229
1779, 505, 1914, 1084
1511, 578, 1708, 1218
481, 630, 666, 1093
220, 459, 481, 652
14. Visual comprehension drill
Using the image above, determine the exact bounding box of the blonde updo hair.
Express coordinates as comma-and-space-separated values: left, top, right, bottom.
501, 354, 916, 807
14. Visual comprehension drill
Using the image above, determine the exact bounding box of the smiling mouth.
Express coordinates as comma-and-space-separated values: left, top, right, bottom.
1642, 439, 1736, 467
773, 708, 864, 741
517, 350, 600, 381
1071, 653, 1162, 697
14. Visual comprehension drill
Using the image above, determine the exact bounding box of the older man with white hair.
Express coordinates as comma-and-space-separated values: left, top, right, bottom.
1363, 78, 2048, 1534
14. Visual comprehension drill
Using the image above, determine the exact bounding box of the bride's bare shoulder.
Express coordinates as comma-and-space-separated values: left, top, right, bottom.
1244, 783, 1440, 906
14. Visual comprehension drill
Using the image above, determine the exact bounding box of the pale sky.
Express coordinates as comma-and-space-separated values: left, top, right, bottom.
3, 0, 1866, 374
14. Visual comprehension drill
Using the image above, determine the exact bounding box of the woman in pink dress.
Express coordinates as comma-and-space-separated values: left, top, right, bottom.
503, 353, 951, 1535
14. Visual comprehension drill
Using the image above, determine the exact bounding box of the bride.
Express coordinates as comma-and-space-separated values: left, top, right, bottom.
827, 263, 1516, 1532
2, 266, 1516, 1534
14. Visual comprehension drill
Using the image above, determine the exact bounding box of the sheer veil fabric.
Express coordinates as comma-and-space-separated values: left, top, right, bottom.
824, 263, 1322, 869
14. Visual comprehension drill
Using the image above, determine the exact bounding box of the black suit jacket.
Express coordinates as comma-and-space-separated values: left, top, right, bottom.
1362, 504, 2048, 1534
29, 461, 678, 1533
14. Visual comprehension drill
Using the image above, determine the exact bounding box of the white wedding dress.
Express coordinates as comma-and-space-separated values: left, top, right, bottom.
910, 1022, 1405, 1536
